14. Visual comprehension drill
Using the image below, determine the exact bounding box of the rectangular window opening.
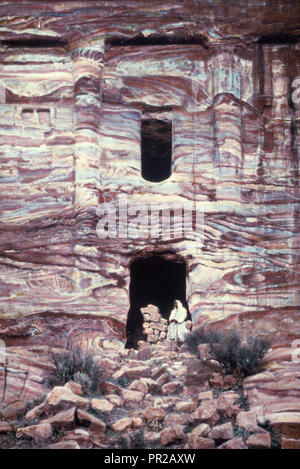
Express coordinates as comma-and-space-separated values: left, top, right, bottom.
1, 39, 67, 49
141, 119, 172, 183
106, 34, 207, 49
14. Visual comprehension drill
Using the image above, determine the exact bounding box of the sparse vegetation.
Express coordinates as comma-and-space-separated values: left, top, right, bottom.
73, 372, 93, 394
233, 424, 250, 440
184, 328, 221, 355
25, 395, 46, 415
185, 327, 269, 378
47, 346, 101, 393
211, 383, 242, 398
258, 420, 281, 449
210, 330, 269, 378
116, 430, 145, 449
146, 419, 163, 432
116, 376, 129, 388
234, 394, 250, 411
130, 430, 145, 448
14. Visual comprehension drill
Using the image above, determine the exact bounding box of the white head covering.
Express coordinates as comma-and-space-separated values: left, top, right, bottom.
167, 300, 188, 342
169, 300, 187, 323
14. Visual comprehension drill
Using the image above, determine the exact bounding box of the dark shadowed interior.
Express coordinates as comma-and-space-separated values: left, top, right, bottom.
126, 256, 190, 348
141, 119, 172, 182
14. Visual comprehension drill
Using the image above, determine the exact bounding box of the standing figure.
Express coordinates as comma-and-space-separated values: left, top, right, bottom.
167, 300, 189, 343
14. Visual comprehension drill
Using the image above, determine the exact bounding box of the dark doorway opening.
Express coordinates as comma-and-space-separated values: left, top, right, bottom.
141, 119, 172, 182
126, 255, 190, 348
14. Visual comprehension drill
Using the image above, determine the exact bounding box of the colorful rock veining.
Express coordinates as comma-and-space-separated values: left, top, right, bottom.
0, 0, 299, 350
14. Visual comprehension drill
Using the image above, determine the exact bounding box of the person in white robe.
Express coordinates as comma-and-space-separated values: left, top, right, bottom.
167, 300, 189, 343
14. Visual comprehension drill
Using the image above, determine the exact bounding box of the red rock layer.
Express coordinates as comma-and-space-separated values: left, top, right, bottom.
0, 1, 298, 351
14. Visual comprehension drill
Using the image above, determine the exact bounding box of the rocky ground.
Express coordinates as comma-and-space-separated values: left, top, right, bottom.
0, 337, 300, 450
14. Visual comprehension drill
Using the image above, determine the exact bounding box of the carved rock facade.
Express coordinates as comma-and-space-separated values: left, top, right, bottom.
0, 1, 299, 353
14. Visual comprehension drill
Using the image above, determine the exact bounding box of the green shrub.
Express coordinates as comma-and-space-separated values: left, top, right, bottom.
74, 372, 93, 394
184, 328, 221, 355
47, 346, 101, 393
25, 395, 46, 414
234, 394, 250, 411
117, 431, 145, 449
210, 329, 269, 378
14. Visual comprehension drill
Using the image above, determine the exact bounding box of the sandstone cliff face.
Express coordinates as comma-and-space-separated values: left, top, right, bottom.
0, 1, 299, 355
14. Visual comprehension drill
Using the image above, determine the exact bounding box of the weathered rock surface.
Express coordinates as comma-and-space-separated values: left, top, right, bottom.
90, 398, 114, 413
123, 389, 145, 405
76, 409, 106, 435
60, 429, 94, 449
188, 423, 210, 438
259, 412, 300, 439
0, 339, 298, 449
142, 407, 165, 423
281, 438, 300, 450
42, 407, 76, 429
246, 433, 271, 449
190, 400, 219, 426
218, 437, 248, 450
47, 440, 81, 450
160, 425, 185, 446
0, 401, 27, 420
0, 421, 13, 433
186, 435, 215, 449
111, 417, 142, 432
44, 385, 90, 415
16, 423, 52, 443
217, 392, 240, 418
210, 422, 234, 441
26, 403, 45, 421
0, 0, 298, 379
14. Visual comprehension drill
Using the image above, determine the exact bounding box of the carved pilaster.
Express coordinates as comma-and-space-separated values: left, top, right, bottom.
70, 37, 105, 208
211, 48, 242, 200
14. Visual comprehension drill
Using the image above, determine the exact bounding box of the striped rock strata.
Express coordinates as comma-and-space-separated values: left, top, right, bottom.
0, 0, 299, 417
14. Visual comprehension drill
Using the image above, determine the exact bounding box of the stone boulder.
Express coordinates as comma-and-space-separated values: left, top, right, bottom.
188, 423, 210, 438
142, 407, 166, 423
113, 365, 151, 381
47, 440, 80, 449
281, 437, 300, 449
123, 389, 145, 406
258, 412, 300, 439
164, 413, 189, 427
129, 379, 149, 394
186, 435, 215, 449
185, 359, 211, 388
198, 391, 213, 401
190, 400, 219, 426
60, 428, 94, 449
42, 407, 76, 429
16, 423, 52, 443
106, 394, 123, 407
210, 422, 234, 441
236, 410, 259, 431
175, 400, 197, 413
26, 402, 45, 421
217, 392, 240, 418
246, 433, 271, 449
90, 398, 114, 413
76, 409, 106, 436
161, 381, 183, 395
0, 421, 13, 433
111, 417, 142, 432
43, 385, 90, 416
64, 381, 83, 396
0, 401, 27, 420
218, 437, 248, 449
161, 425, 185, 446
